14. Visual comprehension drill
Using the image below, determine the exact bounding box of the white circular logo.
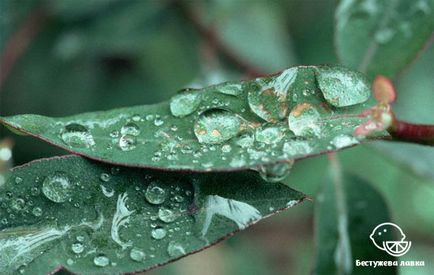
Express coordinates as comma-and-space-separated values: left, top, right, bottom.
370, 222, 411, 257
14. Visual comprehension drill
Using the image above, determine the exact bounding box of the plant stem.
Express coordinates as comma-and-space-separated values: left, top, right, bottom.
177, 2, 264, 78
389, 120, 434, 146
0, 7, 48, 90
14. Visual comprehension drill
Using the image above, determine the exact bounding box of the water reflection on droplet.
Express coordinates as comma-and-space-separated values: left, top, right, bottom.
145, 183, 166, 204
60, 123, 95, 148
42, 172, 72, 203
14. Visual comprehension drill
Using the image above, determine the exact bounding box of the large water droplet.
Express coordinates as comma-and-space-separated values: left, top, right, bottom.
93, 255, 110, 267
130, 247, 146, 262
288, 103, 321, 137
247, 68, 297, 122
170, 92, 202, 117
167, 241, 186, 257
151, 227, 167, 240
118, 135, 136, 151
315, 66, 370, 107
42, 172, 72, 203
194, 109, 241, 144
60, 123, 95, 148
145, 183, 166, 204
258, 160, 294, 183
158, 208, 178, 223
121, 122, 140, 136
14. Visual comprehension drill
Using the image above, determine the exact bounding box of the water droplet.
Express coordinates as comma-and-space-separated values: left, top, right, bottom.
258, 160, 294, 183
288, 103, 321, 137
151, 227, 167, 239
248, 68, 297, 122
221, 144, 232, 153
282, 140, 312, 156
42, 172, 72, 203
236, 134, 254, 148
118, 135, 136, 151
167, 241, 186, 257
154, 118, 164, 126
217, 83, 242, 96
174, 195, 184, 202
331, 134, 359, 149
60, 123, 95, 148
194, 109, 241, 144
30, 187, 40, 196
100, 173, 110, 182
158, 208, 178, 223
15, 177, 23, 184
67, 259, 74, 265
32, 207, 42, 216
94, 254, 110, 267
11, 198, 25, 211
255, 126, 284, 144
315, 66, 370, 107
71, 242, 84, 254
170, 92, 202, 117
145, 183, 166, 204
101, 185, 115, 197
121, 122, 140, 136
130, 247, 146, 262
110, 167, 121, 175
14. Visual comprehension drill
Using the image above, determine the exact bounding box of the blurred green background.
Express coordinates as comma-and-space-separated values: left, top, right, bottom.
1, 0, 433, 274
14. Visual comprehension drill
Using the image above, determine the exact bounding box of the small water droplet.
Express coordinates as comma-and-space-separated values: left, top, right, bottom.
158, 208, 178, 223
118, 135, 136, 151
121, 122, 141, 136
110, 167, 121, 175
282, 140, 312, 156
221, 144, 232, 153
32, 207, 42, 216
11, 198, 25, 211
167, 241, 186, 257
258, 160, 294, 182
151, 227, 167, 239
236, 134, 254, 148
288, 103, 321, 137
60, 123, 95, 148
71, 242, 84, 254
100, 185, 115, 198
170, 91, 202, 117
374, 28, 395, 44
255, 126, 284, 144
42, 172, 72, 203
130, 247, 146, 262
194, 109, 241, 144
94, 254, 110, 267
154, 118, 164, 126
174, 195, 184, 202
145, 183, 166, 204
15, 177, 23, 184
217, 83, 242, 96
67, 259, 74, 265
30, 187, 40, 196
100, 173, 110, 182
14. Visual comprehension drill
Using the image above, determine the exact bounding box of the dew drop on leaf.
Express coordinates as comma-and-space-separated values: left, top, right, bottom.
120, 122, 140, 136
288, 103, 321, 137
315, 66, 370, 107
42, 172, 72, 203
151, 227, 167, 240
282, 140, 312, 156
194, 109, 241, 144
170, 91, 202, 117
60, 123, 95, 148
129, 247, 146, 262
167, 241, 186, 257
330, 134, 359, 149
217, 83, 243, 96
93, 254, 110, 267
145, 183, 166, 205
11, 198, 25, 211
118, 135, 136, 151
158, 208, 177, 223
31, 207, 42, 216
71, 242, 84, 254
255, 126, 285, 145
258, 160, 295, 183
100, 173, 110, 182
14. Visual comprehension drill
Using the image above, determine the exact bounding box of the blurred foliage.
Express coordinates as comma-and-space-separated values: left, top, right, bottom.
1, 0, 433, 275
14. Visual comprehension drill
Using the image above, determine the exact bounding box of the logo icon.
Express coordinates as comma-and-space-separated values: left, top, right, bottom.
370, 222, 411, 257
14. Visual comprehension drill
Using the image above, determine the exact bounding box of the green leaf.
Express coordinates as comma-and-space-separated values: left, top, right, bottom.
0, 65, 387, 172
0, 155, 305, 274
314, 174, 397, 275
335, 0, 434, 79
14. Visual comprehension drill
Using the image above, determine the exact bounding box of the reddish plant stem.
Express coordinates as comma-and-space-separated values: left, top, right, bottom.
178, 2, 265, 79
0, 8, 48, 90
389, 120, 434, 145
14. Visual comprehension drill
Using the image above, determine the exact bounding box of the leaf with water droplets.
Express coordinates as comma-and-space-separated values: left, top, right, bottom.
0, 155, 305, 274
0, 65, 387, 173
335, 0, 434, 79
